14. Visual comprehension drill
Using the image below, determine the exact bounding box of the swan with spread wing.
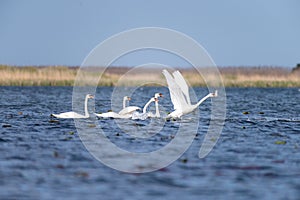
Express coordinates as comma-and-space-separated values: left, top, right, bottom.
162, 69, 217, 119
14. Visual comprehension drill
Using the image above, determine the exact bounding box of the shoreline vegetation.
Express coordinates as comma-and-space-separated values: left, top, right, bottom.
0, 64, 299, 87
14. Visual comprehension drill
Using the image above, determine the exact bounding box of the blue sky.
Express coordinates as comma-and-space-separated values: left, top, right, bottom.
0, 0, 299, 67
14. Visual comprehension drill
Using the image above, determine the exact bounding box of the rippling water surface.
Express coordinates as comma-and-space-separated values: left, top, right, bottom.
0, 87, 299, 199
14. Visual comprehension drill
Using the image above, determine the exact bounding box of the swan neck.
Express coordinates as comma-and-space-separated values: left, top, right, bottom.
155, 101, 160, 117
123, 98, 126, 109
84, 96, 89, 117
143, 99, 153, 113
195, 93, 211, 107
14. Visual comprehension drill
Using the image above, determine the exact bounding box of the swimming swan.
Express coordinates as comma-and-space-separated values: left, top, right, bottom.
51, 94, 94, 119
95, 96, 140, 119
132, 97, 158, 120
148, 93, 163, 118
118, 96, 141, 115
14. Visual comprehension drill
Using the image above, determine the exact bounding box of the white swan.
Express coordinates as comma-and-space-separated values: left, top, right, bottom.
95, 96, 140, 119
148, 93, 163, 118
51, 94, 94, 119
132, 97, 158, 120
162, 69, 217, 119
118, 96, 141, 115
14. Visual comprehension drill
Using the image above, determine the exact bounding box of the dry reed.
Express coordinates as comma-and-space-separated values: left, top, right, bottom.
0, 65, 299, 87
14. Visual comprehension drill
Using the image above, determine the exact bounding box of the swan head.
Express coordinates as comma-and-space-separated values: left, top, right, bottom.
154, 93, 163, 98
211, 90, 218, 97
124, 96, 131, 101
149, 97, 158, 102
87, 94, 94, 99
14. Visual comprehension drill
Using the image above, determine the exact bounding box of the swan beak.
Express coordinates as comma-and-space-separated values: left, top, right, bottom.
159, 93, 163, 97
211, 91, 218, 97
213, 90, 218, 97
128, 97, 131, 101
90, 95, 94, 99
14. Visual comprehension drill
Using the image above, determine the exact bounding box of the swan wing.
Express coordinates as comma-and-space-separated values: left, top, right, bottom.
162, 69, 189, 111
162, 70, 181, 110
95, 112, 131, 119
118, 106, 141, 115
95, 112, 116, 118
52, 111, 85, 119
173, 70, 191, 105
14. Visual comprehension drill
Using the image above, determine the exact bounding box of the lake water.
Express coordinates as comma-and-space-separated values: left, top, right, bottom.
0, 87, 299, 199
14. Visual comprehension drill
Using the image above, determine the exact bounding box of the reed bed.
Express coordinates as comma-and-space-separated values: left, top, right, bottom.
0, 65, 299, 87
0, 65, 76, 86
219, 66, 300, 87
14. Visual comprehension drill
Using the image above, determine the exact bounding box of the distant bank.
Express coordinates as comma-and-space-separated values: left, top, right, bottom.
0, 65, 299, 87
